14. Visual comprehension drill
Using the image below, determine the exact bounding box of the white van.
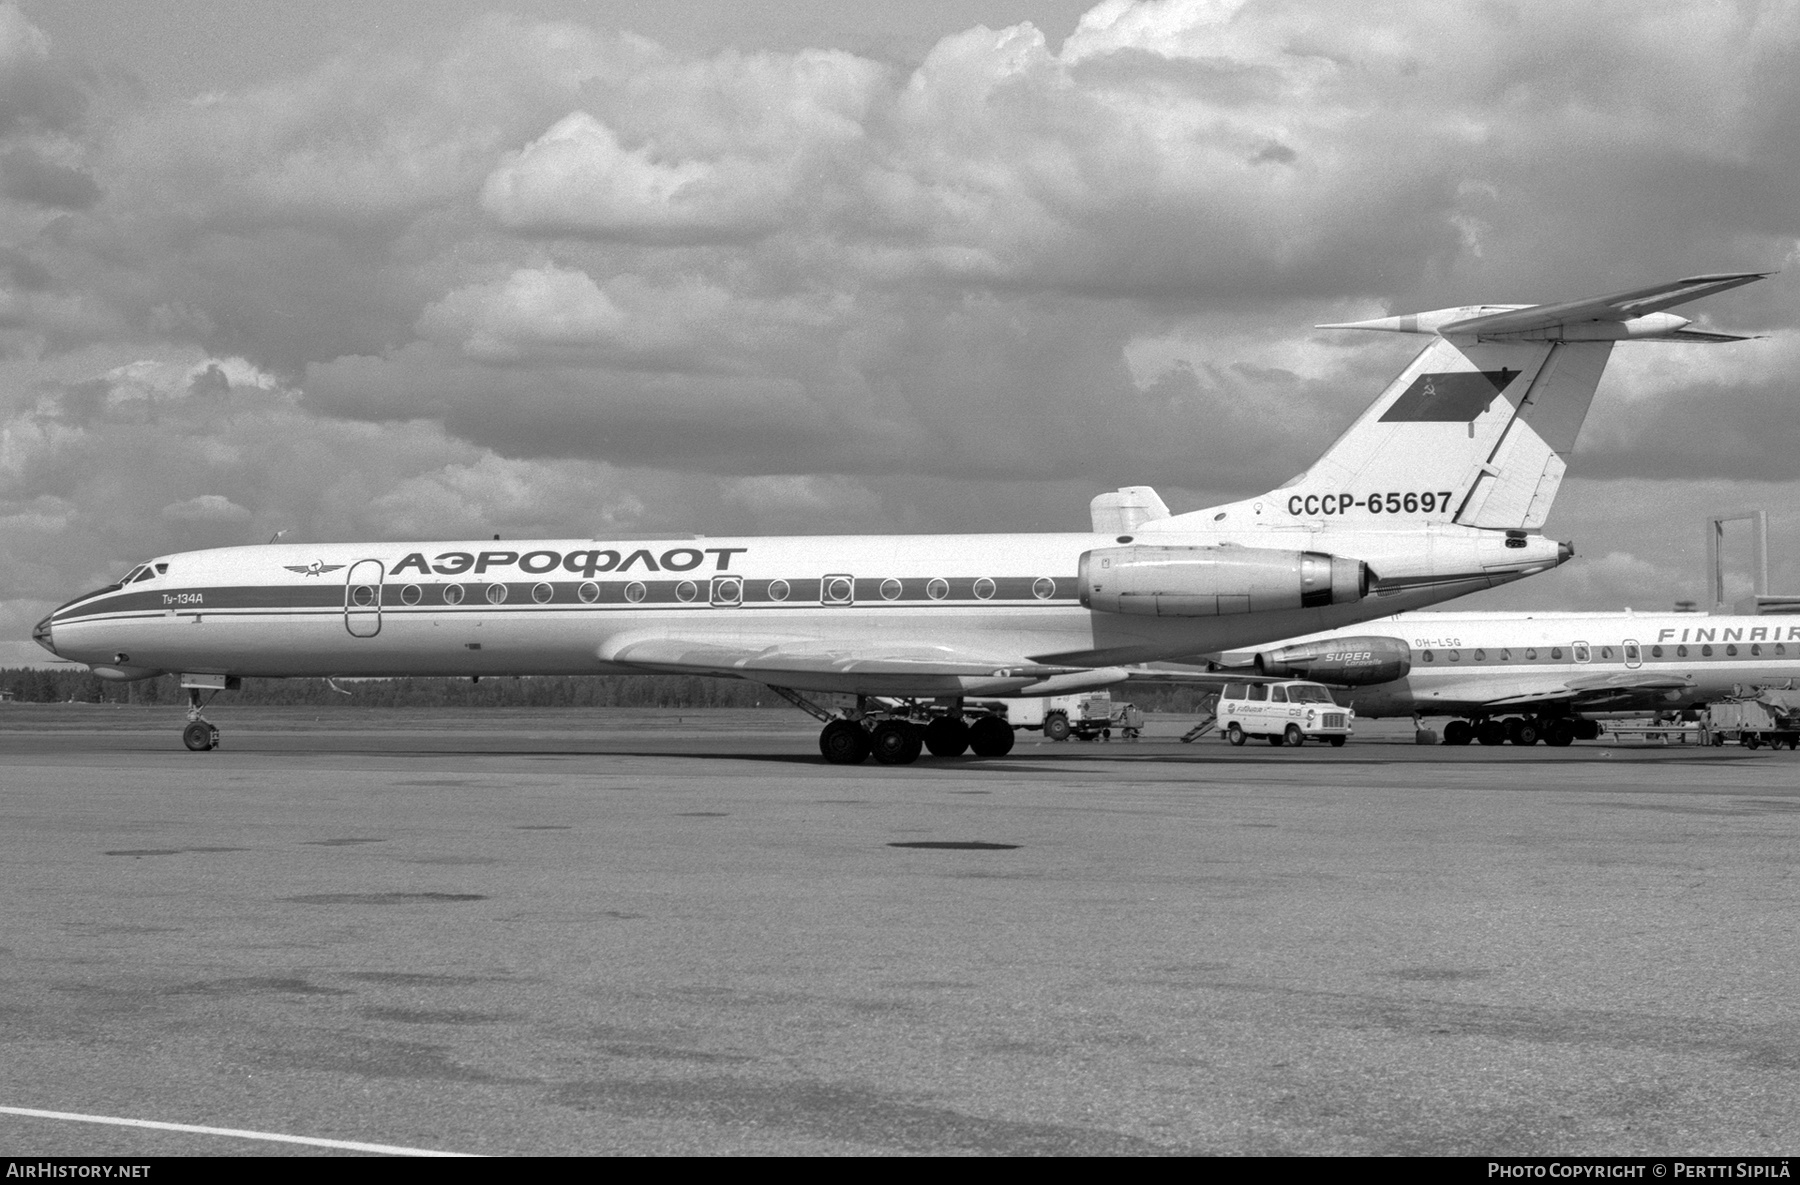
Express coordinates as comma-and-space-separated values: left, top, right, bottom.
1217, 680, 1352, 747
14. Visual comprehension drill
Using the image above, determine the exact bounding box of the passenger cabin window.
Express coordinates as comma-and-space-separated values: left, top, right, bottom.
1551, 647, 1563, 660
1625, 643, 1641, 663
1448, 650, 1460, 662
1677, 645, 1688, 658
1573, 644, 1591, 663
1703, 645, 1714, 657
1422, 650, 1434, 662
1525, 648, 1538, 660
1600, 647, 1612, 660
1247, 685, 1268, 702
1269, 686, 1288, 703
1473, 649, 1486, 661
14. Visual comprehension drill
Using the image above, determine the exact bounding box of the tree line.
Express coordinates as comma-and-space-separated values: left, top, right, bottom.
3, 668, 1219, 712
2, 669, 781, 709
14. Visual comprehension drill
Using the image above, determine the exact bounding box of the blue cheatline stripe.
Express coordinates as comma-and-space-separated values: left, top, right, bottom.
54, 575, 1084, 622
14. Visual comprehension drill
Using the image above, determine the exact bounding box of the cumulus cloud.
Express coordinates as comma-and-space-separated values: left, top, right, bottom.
159, 494, 251, 522
0, 2, 87, 135
0, 144, 99, 208
481, 112, 765, 239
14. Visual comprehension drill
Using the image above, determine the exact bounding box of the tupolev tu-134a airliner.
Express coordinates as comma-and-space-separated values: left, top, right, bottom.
33, 273, 1767, 764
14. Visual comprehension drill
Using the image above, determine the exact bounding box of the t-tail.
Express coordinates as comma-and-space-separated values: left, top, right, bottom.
1100, 273, 1767, 536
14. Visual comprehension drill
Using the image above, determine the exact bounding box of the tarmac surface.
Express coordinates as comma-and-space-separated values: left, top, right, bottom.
2, 704, 1798, 1156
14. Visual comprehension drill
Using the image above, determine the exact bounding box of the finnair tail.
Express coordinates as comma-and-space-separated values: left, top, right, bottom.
1105, 272, 1766, 535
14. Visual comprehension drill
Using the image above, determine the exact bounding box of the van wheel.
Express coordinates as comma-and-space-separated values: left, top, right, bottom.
1227, 723, 1245, 746
1266, 733, 1283, 747
1043, 713, 1071, 742
1284, 724, 1304, 747
1328, 736, 1346, 747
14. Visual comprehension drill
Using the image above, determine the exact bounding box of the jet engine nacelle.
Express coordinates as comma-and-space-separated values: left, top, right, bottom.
1255, 635, 1411, 685
1078, 545, 1371, 617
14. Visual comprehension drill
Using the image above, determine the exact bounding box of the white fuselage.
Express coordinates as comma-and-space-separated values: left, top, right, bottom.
1231, 611, 1800, 718
40, 526, 1562, 698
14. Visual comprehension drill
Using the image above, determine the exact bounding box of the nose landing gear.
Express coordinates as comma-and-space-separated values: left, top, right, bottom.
183, 689, 220, 751
177, 675, 239, 751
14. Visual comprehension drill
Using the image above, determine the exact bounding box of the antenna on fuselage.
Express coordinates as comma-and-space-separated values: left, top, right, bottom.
267, 530, 287, 544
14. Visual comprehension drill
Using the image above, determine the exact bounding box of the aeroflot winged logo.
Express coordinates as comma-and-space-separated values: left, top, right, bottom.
1379, 369, 1520, 422
284, 560, 346, 577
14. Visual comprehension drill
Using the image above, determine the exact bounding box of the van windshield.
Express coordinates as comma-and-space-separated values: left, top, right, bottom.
1287, 685, 1336, 703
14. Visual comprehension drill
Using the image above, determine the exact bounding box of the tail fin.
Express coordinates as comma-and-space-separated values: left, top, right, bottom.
1225, 273, 1765, 531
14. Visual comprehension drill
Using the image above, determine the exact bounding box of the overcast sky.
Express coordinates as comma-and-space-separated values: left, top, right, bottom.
3, 0, 1798, 664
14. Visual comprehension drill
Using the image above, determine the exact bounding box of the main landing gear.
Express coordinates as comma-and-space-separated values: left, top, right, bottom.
770, 689, 1015, 766
1441, 715, 1593, 748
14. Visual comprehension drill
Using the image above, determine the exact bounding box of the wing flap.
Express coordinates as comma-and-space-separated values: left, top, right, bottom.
601, 631, 1073, 678
1477, 671, 1696, 708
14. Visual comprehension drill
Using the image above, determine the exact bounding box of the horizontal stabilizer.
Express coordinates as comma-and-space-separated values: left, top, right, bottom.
1319, 272, 1769, 343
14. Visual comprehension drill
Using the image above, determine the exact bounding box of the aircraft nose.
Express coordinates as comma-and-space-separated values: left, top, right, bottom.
1558, 540, 1575, 564
32, 614, 56, 656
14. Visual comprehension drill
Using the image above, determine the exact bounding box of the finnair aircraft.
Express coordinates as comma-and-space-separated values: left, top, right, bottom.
1224, 610, 1800, 747
33, 274, 1764, 763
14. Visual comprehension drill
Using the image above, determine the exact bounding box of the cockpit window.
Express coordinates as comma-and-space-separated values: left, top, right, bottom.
132, 567, 157, 583
121, 565, 148, 583
155, 563, 168, 575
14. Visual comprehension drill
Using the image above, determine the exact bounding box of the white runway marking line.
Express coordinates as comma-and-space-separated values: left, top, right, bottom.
0, 1105, 479, 1157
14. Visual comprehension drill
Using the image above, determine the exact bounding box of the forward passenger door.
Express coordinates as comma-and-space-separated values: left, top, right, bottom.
345, 559, 384, 638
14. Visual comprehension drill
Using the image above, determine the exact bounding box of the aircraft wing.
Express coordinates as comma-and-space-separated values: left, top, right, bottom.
601, 631, 1078, 679
1441, 273, 1768, 338
1476, 672, 1696, 709
1116, 662, 1273, 686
